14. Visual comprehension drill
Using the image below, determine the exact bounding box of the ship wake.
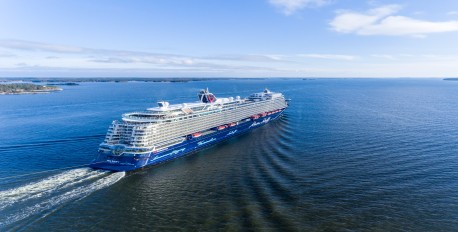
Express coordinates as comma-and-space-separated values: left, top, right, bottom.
0, 168, 125, 229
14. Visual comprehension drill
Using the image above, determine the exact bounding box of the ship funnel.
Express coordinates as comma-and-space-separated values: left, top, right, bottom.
198, 88, 217, 103
157, 101, 169, 109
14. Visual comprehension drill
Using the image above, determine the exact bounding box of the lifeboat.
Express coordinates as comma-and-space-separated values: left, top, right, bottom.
250, 115, 260, 119
228, 122, 237, 127
217, 125, 227, 130
261, 112, 268, 117
192, 132, 202, 138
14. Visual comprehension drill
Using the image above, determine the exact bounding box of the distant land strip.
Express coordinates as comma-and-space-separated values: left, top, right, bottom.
0, 83, 62, 95
0, 77, 266, 83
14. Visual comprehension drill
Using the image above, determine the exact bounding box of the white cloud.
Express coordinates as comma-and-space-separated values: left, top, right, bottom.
330, 5, 401, 33
371, 54, 397, 60
0, 39, 201, 67
0, 39, 289, 76
0, 40, 290, 67
203, 54, 285, 62
299, 53, 357, 60
0, 39, 84, 53
269, 0, 330, 15
361, 16, 458, 36
330, 5, 458, 36
0, 39, 179, 58
2, 39, 458, 78
0, 51, 15, 57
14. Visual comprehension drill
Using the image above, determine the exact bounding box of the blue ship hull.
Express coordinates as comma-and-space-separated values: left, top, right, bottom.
90, 109, 285, 171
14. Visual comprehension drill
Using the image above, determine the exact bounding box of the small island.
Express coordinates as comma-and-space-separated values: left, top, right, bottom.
0, 83, 62, 95
46, 82, 79, 86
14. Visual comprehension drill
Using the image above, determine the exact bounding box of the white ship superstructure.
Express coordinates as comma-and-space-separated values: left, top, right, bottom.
99, 88, 287, 155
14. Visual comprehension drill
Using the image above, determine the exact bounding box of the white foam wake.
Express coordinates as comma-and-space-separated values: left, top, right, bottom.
0, 170, 125, 228
0, 168, 105, 210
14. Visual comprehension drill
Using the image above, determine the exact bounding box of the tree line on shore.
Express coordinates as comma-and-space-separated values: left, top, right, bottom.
0, 83, 60, 94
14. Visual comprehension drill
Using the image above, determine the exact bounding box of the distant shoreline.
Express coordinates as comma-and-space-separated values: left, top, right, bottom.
0, 90, 63, 95
0, 77, 266, 84
0, 78, 269, 95
0, 83, 62, 95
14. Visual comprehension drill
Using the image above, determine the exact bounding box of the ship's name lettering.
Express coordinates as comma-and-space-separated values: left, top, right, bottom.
153, 148, 186, 160
249, 117, 271, 128
227, 130, 237, 136
198, 138, 216, 146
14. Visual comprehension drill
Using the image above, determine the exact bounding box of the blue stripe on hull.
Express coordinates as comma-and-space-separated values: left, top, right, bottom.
90, 110, 285, 171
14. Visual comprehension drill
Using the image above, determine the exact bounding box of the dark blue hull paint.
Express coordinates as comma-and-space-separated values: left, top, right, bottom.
90, 110, 285, 171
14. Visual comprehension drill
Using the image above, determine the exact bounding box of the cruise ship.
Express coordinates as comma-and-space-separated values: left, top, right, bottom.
90, 88, 289, 171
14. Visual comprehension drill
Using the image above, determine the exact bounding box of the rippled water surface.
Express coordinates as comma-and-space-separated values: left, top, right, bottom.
1, 79, 457, 231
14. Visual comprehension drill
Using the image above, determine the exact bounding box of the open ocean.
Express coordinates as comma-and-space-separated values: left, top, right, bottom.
0, 78, 457, 231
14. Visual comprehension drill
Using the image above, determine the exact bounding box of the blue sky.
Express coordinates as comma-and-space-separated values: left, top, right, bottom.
0, 0, 458, 77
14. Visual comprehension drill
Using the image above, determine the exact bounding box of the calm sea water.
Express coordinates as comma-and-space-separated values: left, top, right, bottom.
0, 79, 457, 231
